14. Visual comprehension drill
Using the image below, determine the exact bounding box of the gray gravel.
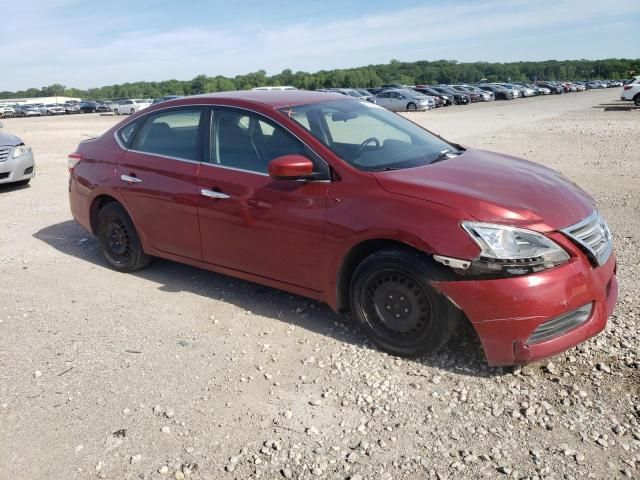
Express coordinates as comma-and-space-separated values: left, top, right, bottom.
0, 89, 638, 479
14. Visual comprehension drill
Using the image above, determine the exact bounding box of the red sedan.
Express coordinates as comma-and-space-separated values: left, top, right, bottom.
68, 91, 617, 366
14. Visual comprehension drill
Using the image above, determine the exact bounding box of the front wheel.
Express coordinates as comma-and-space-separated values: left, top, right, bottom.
130, 108, 135, 115
634, 94, 640, 107
350, 248, 461, 357
97, 202, 151, 272
406, 102, 417, 111
114, 108, 120, 115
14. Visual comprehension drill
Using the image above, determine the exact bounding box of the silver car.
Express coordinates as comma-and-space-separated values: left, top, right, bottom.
373, 89, 435, 111
0, 121, 35, 186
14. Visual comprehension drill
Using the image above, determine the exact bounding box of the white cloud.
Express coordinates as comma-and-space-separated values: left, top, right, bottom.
0, 0, 638, 90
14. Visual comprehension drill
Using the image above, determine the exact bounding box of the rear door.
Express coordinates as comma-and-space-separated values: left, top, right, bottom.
388, 91, 403, 109
374, 92, 391, 109
116, 107, 206, 260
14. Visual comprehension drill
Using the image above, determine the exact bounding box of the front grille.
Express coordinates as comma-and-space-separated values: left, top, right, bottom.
0, 172, 9, 179
528, 303, 592, 344
562, 211, 612, 266
0, 147, 11, 162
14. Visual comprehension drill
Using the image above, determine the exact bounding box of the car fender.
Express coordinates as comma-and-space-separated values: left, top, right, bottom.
323, 185, 481, 310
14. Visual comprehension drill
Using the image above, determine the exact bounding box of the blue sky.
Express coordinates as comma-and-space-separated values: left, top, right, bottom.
1, 0, 639, 91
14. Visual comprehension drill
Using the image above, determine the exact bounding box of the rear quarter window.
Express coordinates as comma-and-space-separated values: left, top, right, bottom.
117, 120, 140, 148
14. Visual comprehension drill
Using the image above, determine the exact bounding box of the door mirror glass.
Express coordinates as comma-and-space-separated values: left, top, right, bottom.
268, 154, 314, 180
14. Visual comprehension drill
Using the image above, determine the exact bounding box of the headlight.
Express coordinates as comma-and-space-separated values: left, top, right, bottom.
461, 222, 570, 276
13, 145, 31, 158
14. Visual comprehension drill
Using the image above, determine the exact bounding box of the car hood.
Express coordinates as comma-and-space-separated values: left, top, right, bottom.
0, 131, 21, 146
373, 148, 595, 232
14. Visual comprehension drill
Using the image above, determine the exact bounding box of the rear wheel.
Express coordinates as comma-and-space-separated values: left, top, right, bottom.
130, 108, 135, 115
97, 202, 150, 272
350, 248, 461, 357
634, 94, 640, 107
114, 108, 120, 115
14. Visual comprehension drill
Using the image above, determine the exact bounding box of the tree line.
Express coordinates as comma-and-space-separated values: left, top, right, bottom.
1, 58, 638, 100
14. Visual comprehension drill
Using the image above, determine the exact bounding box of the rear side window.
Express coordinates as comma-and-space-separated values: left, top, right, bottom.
133, 108, 204, 161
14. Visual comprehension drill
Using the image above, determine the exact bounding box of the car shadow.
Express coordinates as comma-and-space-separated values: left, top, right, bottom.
33, 220, 497, 377
0, 182, 30, 193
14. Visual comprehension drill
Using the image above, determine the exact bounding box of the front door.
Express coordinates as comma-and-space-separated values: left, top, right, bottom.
197, 108, 329, 291
116, 107, 206, 260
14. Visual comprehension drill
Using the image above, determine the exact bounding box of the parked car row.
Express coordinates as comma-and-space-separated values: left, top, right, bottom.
311, 79, 625, 112
0, 98, 157, 118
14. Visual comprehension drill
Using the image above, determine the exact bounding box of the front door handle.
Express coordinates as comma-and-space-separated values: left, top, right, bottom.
121, 174, 142, 184
200, 189, 230, 200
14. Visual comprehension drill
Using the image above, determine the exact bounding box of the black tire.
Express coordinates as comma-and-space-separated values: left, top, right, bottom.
350, 247, 461, 357
114, 108, 120, 115
406, 102, 417, 111
130, 108, 135, 115
634, 94, 640, 107
97, 202, 150, 272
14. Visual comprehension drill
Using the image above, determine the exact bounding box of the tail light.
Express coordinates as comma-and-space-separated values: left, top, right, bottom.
623, 85, 632, 90
68, 152, 83, 172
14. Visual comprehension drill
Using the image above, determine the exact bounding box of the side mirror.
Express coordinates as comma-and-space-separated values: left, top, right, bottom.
268, 154, 314, 180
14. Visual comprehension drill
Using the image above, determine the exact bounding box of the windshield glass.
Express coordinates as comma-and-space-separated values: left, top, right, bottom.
281, 100, 457, 172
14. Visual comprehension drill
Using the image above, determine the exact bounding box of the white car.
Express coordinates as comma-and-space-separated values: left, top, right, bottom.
113, 99, 151, 115
373, 89, 435, 111
40, 104, 65, 115
621, 75, 640, 106
0, 105, 16, 118
0, 121, 35, 186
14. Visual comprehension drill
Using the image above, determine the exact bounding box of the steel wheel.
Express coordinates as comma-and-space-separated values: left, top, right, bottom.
103, 214, 132, 264
350, 248, 460, 357
362, 269, 433, 343
97, 202, 150, 272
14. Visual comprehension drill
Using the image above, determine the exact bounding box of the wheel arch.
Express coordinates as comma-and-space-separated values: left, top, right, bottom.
335, 238, 430, 313
89, 194, 121, 235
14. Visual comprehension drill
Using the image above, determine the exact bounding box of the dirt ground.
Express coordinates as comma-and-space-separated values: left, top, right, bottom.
0, 89, 638, 480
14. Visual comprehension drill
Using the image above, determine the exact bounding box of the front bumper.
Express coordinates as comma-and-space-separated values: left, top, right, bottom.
433, 234, 617, 366
0, 150, 36, 184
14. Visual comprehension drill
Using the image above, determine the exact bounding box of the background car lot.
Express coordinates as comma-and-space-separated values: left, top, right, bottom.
0, 89, 638, 479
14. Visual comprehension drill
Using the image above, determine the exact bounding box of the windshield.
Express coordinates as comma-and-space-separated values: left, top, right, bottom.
281, 100, 457, 172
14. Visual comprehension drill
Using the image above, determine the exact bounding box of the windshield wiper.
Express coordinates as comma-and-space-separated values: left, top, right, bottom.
431, 149, 461, 164
371, 166, 400, 172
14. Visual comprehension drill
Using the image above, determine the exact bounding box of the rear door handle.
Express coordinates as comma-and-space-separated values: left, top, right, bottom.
200, 189, 230, 200
121, 174, 142, 184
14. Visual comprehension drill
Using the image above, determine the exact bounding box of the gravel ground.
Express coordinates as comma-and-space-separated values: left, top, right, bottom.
0, 89, 638, 480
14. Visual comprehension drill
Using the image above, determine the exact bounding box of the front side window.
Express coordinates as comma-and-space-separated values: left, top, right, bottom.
211, 108, 324, 175
133, 108, 204, 161
283, 100, 456, 171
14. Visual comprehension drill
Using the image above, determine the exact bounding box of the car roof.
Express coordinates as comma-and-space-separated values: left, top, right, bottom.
183, 90, 346, 109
